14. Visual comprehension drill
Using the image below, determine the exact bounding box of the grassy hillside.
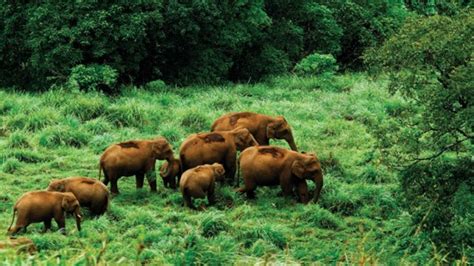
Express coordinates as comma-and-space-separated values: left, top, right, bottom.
0, 74, 413, 264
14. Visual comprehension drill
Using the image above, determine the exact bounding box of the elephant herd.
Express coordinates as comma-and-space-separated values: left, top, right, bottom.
7, 112, 323, 235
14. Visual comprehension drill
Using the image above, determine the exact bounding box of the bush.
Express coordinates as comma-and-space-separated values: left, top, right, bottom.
293, 53, 338, 76
68, 64, 118, 93
144, 80, 167, 91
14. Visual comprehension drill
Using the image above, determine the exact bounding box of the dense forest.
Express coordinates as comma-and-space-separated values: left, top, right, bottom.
0, 0, 472, 264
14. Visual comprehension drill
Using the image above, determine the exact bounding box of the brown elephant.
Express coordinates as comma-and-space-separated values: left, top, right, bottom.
179, 163, 225, 209
159, 157, 181, 189
238, 146, 323, 203
179, 128, 258, 184
211, 112, 298, 151
99, 137, 174, 194
8, 191, 82, 235
47, 177, 109, 215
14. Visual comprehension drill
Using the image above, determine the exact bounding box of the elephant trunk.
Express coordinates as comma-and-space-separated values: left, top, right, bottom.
74, 207, 82, 231
162, 159, 173, 178
313, 171, 324, 203
286, 135, 298, 151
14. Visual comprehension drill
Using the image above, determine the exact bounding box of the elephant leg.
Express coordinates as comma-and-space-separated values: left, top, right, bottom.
207, 185, 216, 205
110, 178, 120, 195
183, 193, 196, 210
102, 170, 110, 186
145, 167, 157, 192
295, 181, 310, 204
224, 153, 236, 185
54, 213, 66, 235
136, 174, 145, 189
279, 168, 293, 197
42, 219, 52, 233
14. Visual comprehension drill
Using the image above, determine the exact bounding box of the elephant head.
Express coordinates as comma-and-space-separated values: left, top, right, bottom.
160, 158, 181, 189
61, 192, 82, 231
211, 163, 226, 182
232, 128, 259, 151
47, 179, 66, 192
291, 153, 324, 202
151, 137, 174, 161
266, 116, 297, 151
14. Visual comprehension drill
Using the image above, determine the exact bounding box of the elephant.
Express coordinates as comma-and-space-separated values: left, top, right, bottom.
159, 157, 181, 189
8, 191, 82, 235
211, 112, 298, 151
99, 137, 174, 194
179, 128, 258, 184
47, 177, 109, 215
237, 146, 323, 203
179, 163, 225, 209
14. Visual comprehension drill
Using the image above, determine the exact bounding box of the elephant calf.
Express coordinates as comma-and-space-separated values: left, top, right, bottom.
47, 177, 109, 215
179, 128, 258, 185
179, 163, 225, 209
238, 146, 323, 203
8, 191, 82, 235
160, 157, 181, 189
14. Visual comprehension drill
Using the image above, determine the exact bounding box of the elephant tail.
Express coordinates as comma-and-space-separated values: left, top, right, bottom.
98, 162, 102, 180
7, 208, 16, 232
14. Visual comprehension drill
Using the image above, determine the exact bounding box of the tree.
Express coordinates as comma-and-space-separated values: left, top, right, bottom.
365, 10, 473, 258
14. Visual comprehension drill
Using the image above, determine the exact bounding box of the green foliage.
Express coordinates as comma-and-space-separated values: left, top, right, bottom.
68, 64, 118, 93
0, 74, 459, 263
294, 53, 338, 76
2, 157, 21, 174
39, 125, 90, 148
7, 131, 30, 148
0, 1, 409, 89
201, 214, 229, 238
321, 0, 408, 69
366, 10, 474, 259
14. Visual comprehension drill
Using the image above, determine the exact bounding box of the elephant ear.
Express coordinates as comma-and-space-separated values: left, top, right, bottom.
291, 159, 305, 179
61, 197, 68, 211
160, 161, 169, 177
57, 182, 65, 192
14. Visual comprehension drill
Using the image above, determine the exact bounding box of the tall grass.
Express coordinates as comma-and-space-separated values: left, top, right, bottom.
0, 74, 437, 264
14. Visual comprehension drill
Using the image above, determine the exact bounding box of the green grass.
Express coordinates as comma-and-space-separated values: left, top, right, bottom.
0, 74, 436, 264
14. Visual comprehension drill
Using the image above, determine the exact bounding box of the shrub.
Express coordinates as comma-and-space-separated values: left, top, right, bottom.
293, 53, 338, 76
144, 80, 167, 91
68, 64, 118, 93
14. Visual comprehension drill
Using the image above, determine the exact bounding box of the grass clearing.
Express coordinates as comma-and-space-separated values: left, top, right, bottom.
0, 74, 428, 263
